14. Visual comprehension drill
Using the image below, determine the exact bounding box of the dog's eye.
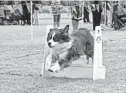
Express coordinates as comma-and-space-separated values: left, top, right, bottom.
53, 36, 59, 41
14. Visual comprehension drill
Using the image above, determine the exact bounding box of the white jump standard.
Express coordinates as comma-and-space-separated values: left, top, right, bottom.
93, 26, 106, 80
42, 25, 106, 80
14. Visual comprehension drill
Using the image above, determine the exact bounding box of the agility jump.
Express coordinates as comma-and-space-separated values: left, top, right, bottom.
42, 25, 106, 80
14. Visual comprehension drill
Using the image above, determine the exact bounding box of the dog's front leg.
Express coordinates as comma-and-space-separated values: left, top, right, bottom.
48, 61, 61, 72
45, 54, 52, 71
48, 58, 73, 72
48, 60, 71, 72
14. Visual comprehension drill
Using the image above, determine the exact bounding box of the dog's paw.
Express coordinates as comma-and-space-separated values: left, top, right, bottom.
48, 62, 61, 72
48, 69, 54, 72
45, 55, 52, 71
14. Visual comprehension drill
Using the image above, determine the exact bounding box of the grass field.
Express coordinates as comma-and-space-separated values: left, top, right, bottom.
0, 24, 126, 93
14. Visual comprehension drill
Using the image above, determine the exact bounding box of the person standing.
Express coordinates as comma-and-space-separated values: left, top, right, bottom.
113, 2, 126, 30
21, 1, 30, 25
0, 5, 5, 25
83, 3, 90, 23
91, 1, 103, 31
112, 3, 118, 30
32, 3, 39, 25
71, 1, 82, 32
26, 1, 31, 25
106, 1, 112, 27
51, 1, 62, 28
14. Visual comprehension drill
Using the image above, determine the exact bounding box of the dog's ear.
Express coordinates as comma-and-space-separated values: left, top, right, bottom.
62, 25, 69, 34
50, 28, 54, 32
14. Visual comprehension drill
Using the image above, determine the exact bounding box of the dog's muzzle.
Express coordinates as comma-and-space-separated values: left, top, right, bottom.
48, 42, 52, 48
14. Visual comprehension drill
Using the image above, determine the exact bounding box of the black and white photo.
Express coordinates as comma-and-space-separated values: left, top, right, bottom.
0, 0, 126, 93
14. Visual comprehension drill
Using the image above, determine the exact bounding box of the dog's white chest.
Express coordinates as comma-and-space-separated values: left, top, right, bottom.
59, 51, 68, 60
51, 41, 73, 60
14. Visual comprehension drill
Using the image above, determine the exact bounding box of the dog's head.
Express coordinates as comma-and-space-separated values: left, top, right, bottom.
47, 25, 70, 48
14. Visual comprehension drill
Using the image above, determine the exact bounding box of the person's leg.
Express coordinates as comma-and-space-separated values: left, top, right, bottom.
84, 7, 87, 23
76, 20, 79, 31
85, 12, 88, 23
112, 13, 114, 27
106, 10, 108, 26
35, 17, 38, 25
83, 16, 86, 23
53, 15, 57, 28
72, 19, 79, 32
110, 10, 112, 27
87, 13, 90, 22
26, 13, 29, 25
29, 13, 31, 25
113, 13, 118, 30
89, 12, 93, 23
97, 12, 101, 26
57, 14, 61, 27
36, 13, 38, 25
34, 12, 37, 25
92, 12, 96, 30
100, 13, 103, 24
23, 14, 26, 25
94, 11, 101, 28
32, 14, 34, 25
83, 14, 86, 22
55, 15, 58, 28
72, 20, 75, 32
93, 11, 101, 30
25, 13, 29, 25
107, 10, 111, 27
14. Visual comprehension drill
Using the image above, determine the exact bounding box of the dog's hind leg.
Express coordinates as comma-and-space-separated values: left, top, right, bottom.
59, 60, 72, 70
92, 58, 93, 64
92, 54, 94, 64
86, 55, 89, 64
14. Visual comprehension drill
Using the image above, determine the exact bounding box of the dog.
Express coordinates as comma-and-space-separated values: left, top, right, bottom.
45, 25, 94, 72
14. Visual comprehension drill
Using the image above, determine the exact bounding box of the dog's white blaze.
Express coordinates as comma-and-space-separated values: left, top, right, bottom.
49, 61, 61, 72
48, 32, 58, 47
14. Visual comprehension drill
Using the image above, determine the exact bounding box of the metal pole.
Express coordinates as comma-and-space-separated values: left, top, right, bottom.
104, 1, 107, 26
81, 1, 84, 27
31, 1, 33, 40
31, 1, 33, 26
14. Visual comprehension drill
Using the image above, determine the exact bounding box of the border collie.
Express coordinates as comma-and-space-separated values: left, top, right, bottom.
45, 25, 94, 72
